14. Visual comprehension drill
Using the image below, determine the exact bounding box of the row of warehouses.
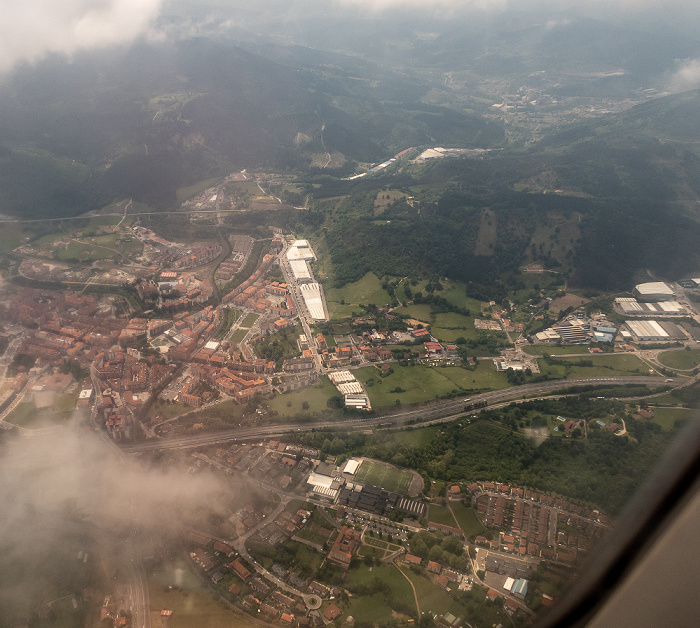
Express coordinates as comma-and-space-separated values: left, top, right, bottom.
534, 316, 688, 344
328, 370, 371, 410
286, 240, 328, 321
615, 297, 687, 316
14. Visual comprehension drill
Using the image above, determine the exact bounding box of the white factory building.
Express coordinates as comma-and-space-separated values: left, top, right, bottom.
616, 297, 686, 316
286, 240, 315, 262
300, 282, 327, 321
633, 282, 675, 302
289, 258, 312, 282
623, 319, 688, 342
328, 370, 371, 410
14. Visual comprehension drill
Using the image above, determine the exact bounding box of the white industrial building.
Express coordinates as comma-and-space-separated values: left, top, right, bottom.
306, 472, 342, 500
337, 381, 365, 395
286, 240, 315, 262
300, 283, 327, 321
633, 282, 675, 302
626, 320, 669, 341
327, 370, 371, 410
328, 370, 356, 384
289, 258, 312, 282
343, 459, 360, 475
618, 299, 685, 316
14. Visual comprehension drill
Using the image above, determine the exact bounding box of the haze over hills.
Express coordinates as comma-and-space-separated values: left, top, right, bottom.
0, 2, 699, 292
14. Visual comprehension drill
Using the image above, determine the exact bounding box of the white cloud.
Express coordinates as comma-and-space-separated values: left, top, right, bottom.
0, 0, 162, 73
668, 58, 700, 93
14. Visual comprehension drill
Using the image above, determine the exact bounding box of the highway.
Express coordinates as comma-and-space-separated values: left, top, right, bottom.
119, 375, 682, 454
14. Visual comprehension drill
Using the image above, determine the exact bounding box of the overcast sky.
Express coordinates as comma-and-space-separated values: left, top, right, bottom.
1, 0, 698, 75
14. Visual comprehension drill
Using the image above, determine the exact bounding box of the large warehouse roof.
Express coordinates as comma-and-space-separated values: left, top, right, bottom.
300, 283, 326, 320
289, 258, 311, 281
287, 241, 315, 262
627, 319, 668, 339
634, 282, 674, 296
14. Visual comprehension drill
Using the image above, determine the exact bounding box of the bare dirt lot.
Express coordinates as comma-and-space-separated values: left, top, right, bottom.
548, 293, 590, 313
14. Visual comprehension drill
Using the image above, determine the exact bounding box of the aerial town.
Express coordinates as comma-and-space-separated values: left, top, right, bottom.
1, 177, 699, 628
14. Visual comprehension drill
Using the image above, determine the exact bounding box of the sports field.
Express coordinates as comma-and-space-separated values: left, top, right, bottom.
354, 460, 413, 494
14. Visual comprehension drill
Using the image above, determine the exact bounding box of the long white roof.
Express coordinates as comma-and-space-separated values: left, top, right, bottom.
300, 282, 326, 320
343, 459, 360, 475
635, 282, 674, 295
289, 258, 311, 280
627, 319, 668, 338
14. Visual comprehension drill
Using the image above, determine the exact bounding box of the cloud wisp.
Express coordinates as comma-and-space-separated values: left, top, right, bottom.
0, 0, 162, 73
668, 58, 700, 93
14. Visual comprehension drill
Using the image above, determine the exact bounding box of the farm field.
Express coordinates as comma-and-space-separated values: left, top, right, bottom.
523, 345, 595, 356
657, 348, 700, 370
354, 460, 413, 494
266, 377, 339, 417
538, 354, 649, 379
354, 362, 508, 407
324, 272, 393, 318
650, 406, 693, 430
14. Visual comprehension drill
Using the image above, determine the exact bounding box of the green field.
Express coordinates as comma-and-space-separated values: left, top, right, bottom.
176, 177, 221, 203
657, 348, 700, 370
430, 312, 503, 343
0, 223, 26, 251
428, 504, 458, 526
5, 392, 79, 427
450, 502, 486, 537
266, 377, 339, 417
538, 354, 650, 379
524, 345, 595, 355
342, 564, 415, 623
354, 362, 508, 407
390, 425, 440, 447
240, 313, 259, 327
394, 303, 433, 322
650, 406, 693, 430
430, 312, 473, 342
354, 460, 413, 494
438, 281, 484, 312
229, 328, 248, 344
325, 272, 392, 319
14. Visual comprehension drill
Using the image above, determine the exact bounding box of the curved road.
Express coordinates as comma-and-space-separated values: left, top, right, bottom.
120, 375, 683, 454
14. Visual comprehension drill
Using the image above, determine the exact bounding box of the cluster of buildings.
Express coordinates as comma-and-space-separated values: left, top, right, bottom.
215, 235, 255, 283
467, 481, 609, 567
285, 240, 327, 321
138, 271, 215, 312
532, 281, 698, 347
327, 370, 371, 410
131, 225, 222, 269
93, 347, 173, 439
